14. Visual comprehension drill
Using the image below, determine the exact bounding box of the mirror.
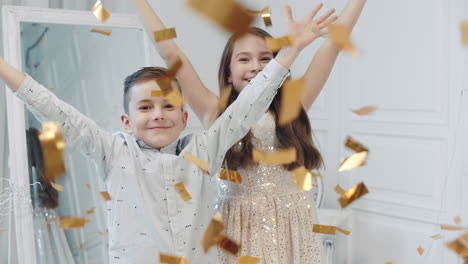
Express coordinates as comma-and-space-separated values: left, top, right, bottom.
3, 6, 153, 264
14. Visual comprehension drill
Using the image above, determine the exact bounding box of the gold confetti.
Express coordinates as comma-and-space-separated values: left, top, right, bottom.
59, 217, 88, 229
455, 216, 463, 225
0, 228, 6, 232
446, 233, 468, 259
266, 35, 294, 52
80, 243, 84, 249
338, 151, 368, 172
201, 213, 240, 255
338, 182, 369, 208
237, 256, 260, 264
100, 191, 112, 201
175, 182, 192, 201
50, 182, 63, 192
218, 84, 233, 113
85, 183, 91, 189
336, 227, 351, 236
335, 185, 346, 196
417, 246, 425, 256
151, 90, 163, 97
279, 77, 305, 126
90, 28, 112, 36
345, 137, 368, 153
441, 224, 468, 231
291, 166, 318, 191
187, 0, 254, 35
328, 24, 358, 55
431, 234, 443, 240
244, 6, 271, 27
385, 262, 393, 264
219, 169, 242, 184
38, 122, 66, 182
252, 147, 296, 165
160, 253, 188, 264
154, 28, 177, 42
164, 89, 185, 108
461, 21, 468, 47
86, 208, 95, 215
352, 106, 377, 116
261, 7, 272, 27
92, 0, 111, 23
313, 224, 337, 235
184, 152, 209, 174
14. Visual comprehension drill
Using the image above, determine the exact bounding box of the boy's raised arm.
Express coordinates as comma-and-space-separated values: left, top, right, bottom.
0, 57, 26, 91
1, 56, 120, 180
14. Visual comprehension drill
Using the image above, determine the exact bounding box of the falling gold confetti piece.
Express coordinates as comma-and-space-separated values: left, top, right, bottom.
154, 28, 177, 42
237, 255, 260, 264
201, 213, 240, 255
0, 228, 6, 232
92, 0, 111, 23
100, 191, 112, 201
187, 0, 254, 35
151, 90, 163, 97
175, 182, 192, 201
461, 21, 468, 47
160, 253, 188, 264
166, 59, 183, 79
336, 227, 351, 236
338, 151, 368, 172
45, 217, 58, 224
345, 137, 368, 153
417, 246, 424, 256
164, 89, 185, 108
219, 168, 242, 184
335, 185, 346, 196
218, 84, 233, 113
86, 208, 95, 215
59, 217, 88, 229
352, 106, 377, 116
454, 216, 463, 225
328, 24, 358, 55
279, 77, 305, 126
39, 122, 66, 182
441, 224, 468, 231
338, 182, 369, 208
85, 183, 91, 189
50, 182, 63, 192
313, 224, 337, 235
261, 7, 272, 27
266, 35, 294, 52
446, 233, 468, 259
385, 262, 393, 264
90, 28, 112, 36
291, 166, 318, 191
252, 147, 296, 165
184, 152, 209, 174
80, 243, 84, 250
431, 234, 443, 240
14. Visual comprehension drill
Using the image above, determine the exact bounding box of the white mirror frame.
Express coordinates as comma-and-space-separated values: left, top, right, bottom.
2, 6, 155, 263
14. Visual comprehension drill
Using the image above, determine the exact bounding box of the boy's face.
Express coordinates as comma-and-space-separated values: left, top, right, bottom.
121, 80, 188, 150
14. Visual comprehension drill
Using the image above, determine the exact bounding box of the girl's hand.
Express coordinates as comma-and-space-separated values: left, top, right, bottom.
286, 3, 338, 51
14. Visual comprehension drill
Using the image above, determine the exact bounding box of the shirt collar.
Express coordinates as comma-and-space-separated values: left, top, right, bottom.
136, 138, 179, 155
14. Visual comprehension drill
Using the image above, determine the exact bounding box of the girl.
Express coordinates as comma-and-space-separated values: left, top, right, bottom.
135, 1, 367, 263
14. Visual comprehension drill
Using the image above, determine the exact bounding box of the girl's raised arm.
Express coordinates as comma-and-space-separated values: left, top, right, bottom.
300, 0, 367, 110
134, 0, 220, 127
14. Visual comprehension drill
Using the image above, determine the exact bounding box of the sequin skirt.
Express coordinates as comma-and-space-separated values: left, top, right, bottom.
216, 191, 323, 264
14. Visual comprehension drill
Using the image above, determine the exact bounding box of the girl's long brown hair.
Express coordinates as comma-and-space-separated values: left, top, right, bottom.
219, 27, 323, 171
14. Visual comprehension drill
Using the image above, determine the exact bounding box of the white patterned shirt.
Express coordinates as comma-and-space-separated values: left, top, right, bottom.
15, 59, 288, 264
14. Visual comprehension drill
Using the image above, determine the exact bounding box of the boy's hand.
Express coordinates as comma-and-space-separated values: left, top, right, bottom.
286, 3, 338, 52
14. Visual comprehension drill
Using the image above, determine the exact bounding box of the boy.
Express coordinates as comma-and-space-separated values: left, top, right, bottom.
0, 49, 297, 262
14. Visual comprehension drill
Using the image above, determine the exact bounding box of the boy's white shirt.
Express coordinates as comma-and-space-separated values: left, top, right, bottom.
15, 59, 288, 264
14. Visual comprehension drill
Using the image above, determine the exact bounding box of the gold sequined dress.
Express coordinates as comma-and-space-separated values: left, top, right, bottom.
216, 112, 323, 264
